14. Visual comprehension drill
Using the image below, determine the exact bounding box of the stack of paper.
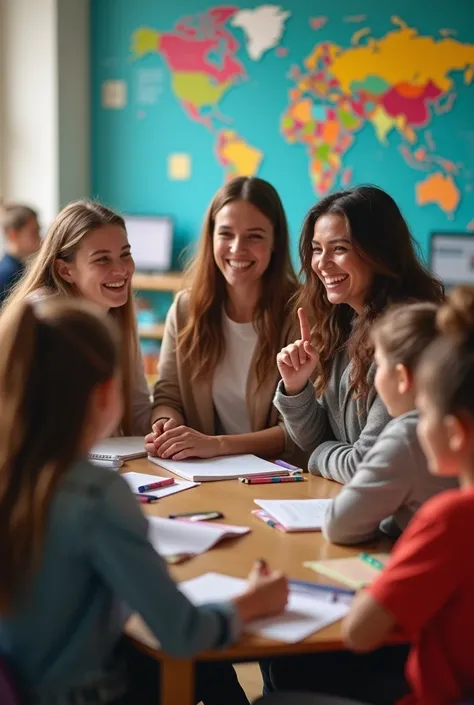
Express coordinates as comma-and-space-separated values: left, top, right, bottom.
180, 572, 350, 643
253, 499, 333, 532
122, 472, 198, 499
147, 516, 250, 562
148, 454, 286, 482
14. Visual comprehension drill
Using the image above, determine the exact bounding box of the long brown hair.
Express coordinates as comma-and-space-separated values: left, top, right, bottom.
297, 185, 444, 397
2, 200, 138, 434
418, 286, 474, 417
0, 298, 118, 613
178, 177, 298, 386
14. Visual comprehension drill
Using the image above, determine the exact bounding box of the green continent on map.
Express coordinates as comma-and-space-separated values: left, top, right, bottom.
131, 6, 266, 180
281, 16, 474, 213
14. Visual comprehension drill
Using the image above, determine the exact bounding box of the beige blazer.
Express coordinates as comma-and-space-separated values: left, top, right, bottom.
153, 290, 305, 463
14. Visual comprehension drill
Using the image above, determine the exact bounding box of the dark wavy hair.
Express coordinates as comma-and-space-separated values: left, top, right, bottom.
296, 185, 444, 397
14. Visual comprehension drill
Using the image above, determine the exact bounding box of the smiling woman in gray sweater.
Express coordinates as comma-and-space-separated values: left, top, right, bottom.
274, 186, 444, 485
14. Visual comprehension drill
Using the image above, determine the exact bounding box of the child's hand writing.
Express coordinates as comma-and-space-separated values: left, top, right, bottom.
276, 308, 317, 396
233, 559, 288, 624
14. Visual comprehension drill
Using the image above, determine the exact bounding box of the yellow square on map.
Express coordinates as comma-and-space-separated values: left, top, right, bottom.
168, 153, 191, 181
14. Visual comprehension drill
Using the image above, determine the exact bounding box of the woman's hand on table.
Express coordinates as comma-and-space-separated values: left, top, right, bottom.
148, 425, 223, 460
145, 418, 179, 456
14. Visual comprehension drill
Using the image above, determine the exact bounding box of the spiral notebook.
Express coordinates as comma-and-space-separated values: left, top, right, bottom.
89, 437, 147, 466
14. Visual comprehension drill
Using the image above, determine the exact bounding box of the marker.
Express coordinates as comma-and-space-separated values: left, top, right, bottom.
256, 512, 278, 529
241, 476, 304, 485
274, 459, 303, 474
360, 553, 385, 571
138, 478, 175, 493
134, 493, 159, 504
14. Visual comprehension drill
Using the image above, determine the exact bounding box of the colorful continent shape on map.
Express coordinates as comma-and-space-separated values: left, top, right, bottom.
416, 172, 460, 217
215, 130, 263, 181
281, 16, 474, 213
231, 5, 290, 60
132, 7, 244, 129
132, 6, 275, 181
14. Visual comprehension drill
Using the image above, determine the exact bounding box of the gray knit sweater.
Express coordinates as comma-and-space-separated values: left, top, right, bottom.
323, 409, 458, 544
273, 351, 390, 484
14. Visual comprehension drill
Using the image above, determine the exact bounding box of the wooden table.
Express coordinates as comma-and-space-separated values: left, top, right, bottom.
124, 458, 392, 705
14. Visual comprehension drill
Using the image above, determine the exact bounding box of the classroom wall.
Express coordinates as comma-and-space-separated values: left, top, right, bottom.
0, 0, 90, 232
93, 1, 472, 264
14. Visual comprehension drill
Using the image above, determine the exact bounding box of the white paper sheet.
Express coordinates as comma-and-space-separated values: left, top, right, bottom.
122, 472, 199, 498
147, 517, 250, 558
254, 499, 333, 531
180, 573, 349, 643
148, 454, 284, 482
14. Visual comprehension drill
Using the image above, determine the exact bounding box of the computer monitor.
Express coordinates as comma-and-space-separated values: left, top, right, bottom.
123, 215, 173, 272
429, 232, 474, 289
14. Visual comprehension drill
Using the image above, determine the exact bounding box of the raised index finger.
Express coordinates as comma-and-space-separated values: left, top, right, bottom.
298, 308, 310, 342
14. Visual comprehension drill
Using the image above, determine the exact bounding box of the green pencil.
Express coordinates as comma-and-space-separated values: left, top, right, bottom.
360, 553, 384, 571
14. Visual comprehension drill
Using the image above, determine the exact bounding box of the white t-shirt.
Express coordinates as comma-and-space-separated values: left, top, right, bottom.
212, 310, 258, 435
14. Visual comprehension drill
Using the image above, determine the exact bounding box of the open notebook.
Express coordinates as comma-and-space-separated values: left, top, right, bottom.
148, 454, 286, 482
147, 516, 250, 563
89, 437, 147, 464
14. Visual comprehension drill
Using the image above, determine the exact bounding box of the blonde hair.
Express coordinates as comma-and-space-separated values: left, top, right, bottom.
0, 297, 119, 612
2, 200, 138, 434
0, 201, 38, 235
178, 177, 299, 387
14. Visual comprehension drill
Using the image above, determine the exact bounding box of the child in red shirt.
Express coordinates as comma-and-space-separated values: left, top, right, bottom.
343, 285, 474, 704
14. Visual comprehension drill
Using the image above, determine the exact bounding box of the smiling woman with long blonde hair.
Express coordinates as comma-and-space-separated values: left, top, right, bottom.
2, 200, 150, 436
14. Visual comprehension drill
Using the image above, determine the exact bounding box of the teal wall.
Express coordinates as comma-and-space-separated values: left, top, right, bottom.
91, 0, 474, 266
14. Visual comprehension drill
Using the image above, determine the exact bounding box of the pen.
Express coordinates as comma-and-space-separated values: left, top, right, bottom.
138, 478, 175, 492
274, 459, 303, 474
134, 493, 159, 504
289, 579, 355, 596
242, 476, 304, 485
360, 553, 385, 571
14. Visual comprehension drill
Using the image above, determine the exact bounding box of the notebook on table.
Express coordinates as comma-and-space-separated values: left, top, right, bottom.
253, 499, 333, 532
305, 554, 390, 590
89, 437, 147, 465
147, 517, 250, 563
148, 454, 287, 482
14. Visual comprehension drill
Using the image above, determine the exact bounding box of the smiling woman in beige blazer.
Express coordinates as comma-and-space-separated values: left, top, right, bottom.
145, 177, 301, 462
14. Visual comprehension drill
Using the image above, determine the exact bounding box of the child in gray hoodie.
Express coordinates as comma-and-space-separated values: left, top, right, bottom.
323, 302, 457, 545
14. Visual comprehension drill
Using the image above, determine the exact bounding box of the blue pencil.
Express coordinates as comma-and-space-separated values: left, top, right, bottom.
289, 579, 355, 596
